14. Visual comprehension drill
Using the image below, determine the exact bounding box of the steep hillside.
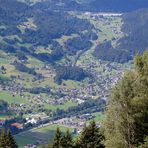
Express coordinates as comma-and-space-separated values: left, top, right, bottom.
90, 0, 148, 12
94, 9, 148, 63
0, 0, 96, 65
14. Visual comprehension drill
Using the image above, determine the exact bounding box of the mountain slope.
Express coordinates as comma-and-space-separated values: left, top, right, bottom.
17, 0, 148, 12
94, 9, 148, 63
90, 0, 148, 12
0, 0, 94, 60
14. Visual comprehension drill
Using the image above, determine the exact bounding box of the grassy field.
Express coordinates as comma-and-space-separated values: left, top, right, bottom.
0, 91, 30, 119
0, 57, 9, 64
0, 91, 29, 104
15, 124, 71, 148
44, 101, 77, 111
91, 112, 106, 123
0, 113, 15, 120
14, 112, 105, 147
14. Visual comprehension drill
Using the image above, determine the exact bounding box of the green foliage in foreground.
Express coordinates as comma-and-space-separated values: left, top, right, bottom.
104, 50, 148, 148
39, 121, 104, 148
41, 120, 104, 148
61, 130, 73, 148
0, 128, 18, 148
52, 127, 63, 148
77, 120, 104, 148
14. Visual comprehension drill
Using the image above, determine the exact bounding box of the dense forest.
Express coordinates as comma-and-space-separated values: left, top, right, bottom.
94, 41, 132, 63
0, 0, 93, 44
104, 50, 148, 147
55, 66, 88, 84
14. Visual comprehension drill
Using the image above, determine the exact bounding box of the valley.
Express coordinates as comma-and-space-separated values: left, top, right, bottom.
0, 10, 131, 147
0, 0, 148, 147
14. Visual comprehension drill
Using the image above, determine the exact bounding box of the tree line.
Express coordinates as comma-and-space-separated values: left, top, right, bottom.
41, 120, 104, 148
0, 121, 104, 148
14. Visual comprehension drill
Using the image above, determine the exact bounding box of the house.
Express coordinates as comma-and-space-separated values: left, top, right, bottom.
11, 123, 23, 130
0, 120, 5, 125
25, 118, 38, 125
24, 144, 36, 148
0, 120, 5, 129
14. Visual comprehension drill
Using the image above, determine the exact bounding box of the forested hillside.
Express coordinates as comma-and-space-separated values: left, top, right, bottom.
94, 9, 148, 63
0, 0, 93, 62
0, 0, 95, 80
1, 0, 148, 65
17, 0, 148, 12
90, 0, 148, 12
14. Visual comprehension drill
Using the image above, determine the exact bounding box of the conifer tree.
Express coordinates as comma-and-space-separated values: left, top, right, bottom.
141, 136, 148, 148
0, 128, 18, 148
104, 50, 148, 148
0, 127, 7, 148
52, 127, 62, 148
78, 120, 104, 148
6, 129, 18, 148
61, 129, 73, 148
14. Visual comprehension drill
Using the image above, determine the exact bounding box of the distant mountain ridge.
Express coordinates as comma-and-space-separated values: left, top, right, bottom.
0, 0, 148, 64
90, 0, 148, 12
17, 0, 148, 12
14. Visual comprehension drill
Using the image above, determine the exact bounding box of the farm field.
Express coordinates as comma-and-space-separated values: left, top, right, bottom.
0, 91, 29, 104
44, 101, 77, 111
15, 124, 71, 148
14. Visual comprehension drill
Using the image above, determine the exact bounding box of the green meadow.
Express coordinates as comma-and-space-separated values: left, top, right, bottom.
15, 124, 71, 148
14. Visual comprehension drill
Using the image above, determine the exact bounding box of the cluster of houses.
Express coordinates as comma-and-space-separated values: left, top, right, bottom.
52, 113, 98, 134
83, 12, 122, 19
25, 113, 50, 126
43, 61, 124, 107
24, 144, 36, 148
0, 57, 126, 118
